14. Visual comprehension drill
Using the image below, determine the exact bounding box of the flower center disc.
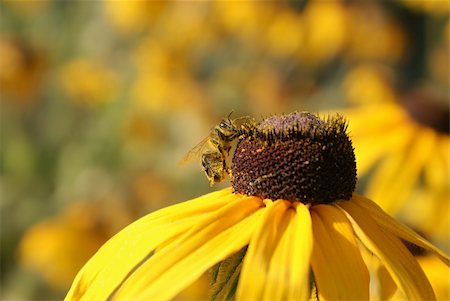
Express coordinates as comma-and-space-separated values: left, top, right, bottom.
231, 112, 357, 204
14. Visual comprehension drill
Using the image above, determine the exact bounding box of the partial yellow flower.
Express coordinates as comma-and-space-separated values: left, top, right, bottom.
344, 93, 449, 244
59, 58, 119, 106
297, 1, 348, 67
213, 1, 273, 44
346, 4, 406, 62
102, 0, 168, 33
19, 201, 133, 289
264, 9, 303, 58
343, 64, 397, 106
66, 112, 449, 301
0, 39, 45, 105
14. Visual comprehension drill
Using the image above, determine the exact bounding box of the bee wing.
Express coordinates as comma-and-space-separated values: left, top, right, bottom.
178, 136, 213, 167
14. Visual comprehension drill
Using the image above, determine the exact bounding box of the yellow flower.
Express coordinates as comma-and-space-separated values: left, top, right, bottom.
297, 1, 348, 67
344, 91, 449, 243
0, 39, 45, 105
343, 64, 397, 106
66, 112, 449, 301
213, 1, 272, 43
102, 0, 168, 33
59, 58, 119, 106
345, 4, 406, 62
19, 201, 133, 289
264, 9, 303, 58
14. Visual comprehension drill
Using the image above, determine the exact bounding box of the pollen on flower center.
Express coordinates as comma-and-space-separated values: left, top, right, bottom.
231, 112, 357, 204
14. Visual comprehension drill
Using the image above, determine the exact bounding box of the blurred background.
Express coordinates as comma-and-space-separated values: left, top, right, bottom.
1, 1, 448, 300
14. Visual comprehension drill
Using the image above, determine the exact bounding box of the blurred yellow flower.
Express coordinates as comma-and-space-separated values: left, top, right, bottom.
133, 38, 180, 74
0, 39, 45, 105
102, 0, 168, 33
18, 201, 133, 289
131, 35, 207, 114
213, 1, 273, 43
346, 4, 406, 62
156, 3, 213, 52
59, 58, 119, 106
344, 95, 449, 244
131, 72, 175, 113
264, 10, 303, 58
298, 1, 348, 66
343, 64, 397, 105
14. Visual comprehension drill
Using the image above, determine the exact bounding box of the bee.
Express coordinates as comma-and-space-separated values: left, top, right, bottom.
180, 113, 255, 186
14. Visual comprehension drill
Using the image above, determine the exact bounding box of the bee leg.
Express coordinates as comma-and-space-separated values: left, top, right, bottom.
208, 142, 228, 180
225, 167, 231, 177
201, 154, 213, 185
202, 151, 225, 186
225, 165, 232, 176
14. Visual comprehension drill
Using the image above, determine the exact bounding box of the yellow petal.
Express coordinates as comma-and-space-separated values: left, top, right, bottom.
237, 200, 291, 301
418, 255, 450, 301
349, 194, 449, 265
340, 200, 436, 301
367, 127, 436, 214
352, 122, 414, 176
263, 206, 295, 301
424, 135, 448, 189
438, 135, 450, 170
263, 202, 313, 301
146, 187, 235, 221
287, 203, 313, 301
113, 195, 265, 301
310, 205, 369, 301
65, 188, 237, 300
344, 103, 406, 136
360, 248, 398, 301
377, 261, 398, 300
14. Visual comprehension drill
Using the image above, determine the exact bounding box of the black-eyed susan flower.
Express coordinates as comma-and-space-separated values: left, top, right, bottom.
344, 89, 449, 244
66, 112, 449, 301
